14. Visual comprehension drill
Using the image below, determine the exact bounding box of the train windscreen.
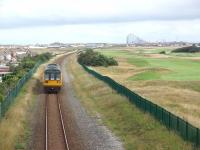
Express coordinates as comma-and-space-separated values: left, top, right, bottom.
45, 72, 60, 80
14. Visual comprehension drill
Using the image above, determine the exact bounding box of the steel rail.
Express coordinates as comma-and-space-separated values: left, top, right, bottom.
45, 94, 48, 150
57, 94, 70, 150
45, 94, 70, 150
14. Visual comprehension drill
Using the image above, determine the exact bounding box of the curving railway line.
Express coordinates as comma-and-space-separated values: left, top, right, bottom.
45, 94, 70, 150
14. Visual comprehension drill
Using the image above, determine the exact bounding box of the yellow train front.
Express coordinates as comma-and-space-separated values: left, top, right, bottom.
43, 64, 63, 93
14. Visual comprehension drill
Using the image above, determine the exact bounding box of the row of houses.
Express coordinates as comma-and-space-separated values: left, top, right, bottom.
0, 65, 10, 82
0, 48, 33, 83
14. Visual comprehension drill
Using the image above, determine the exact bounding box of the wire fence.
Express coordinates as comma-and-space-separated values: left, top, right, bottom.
81, 64, 200, 147
0, 61, 42, 120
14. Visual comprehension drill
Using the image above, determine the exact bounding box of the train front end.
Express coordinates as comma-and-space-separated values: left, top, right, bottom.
43, 64, 62, 93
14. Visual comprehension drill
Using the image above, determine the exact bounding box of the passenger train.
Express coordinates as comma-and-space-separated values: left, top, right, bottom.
43, 64, 63, 93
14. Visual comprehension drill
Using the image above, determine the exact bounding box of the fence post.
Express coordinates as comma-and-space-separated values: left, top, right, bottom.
0, 102, 1, 120
196, 128, 199, 146
186, 121, 188, 140
177, 116, 179, 131
169, 112, 171, 129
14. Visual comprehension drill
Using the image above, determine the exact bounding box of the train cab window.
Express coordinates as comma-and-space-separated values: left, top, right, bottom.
45, 73, 50, 80
50, 74, 55, 80
55, 73, 61, 80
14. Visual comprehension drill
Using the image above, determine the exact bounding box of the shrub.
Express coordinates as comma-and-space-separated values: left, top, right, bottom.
78, 49, 118, 67
172, 45, 200, 53
159, 51, 166, 54
35, 52, 52, 62
0, 93, 4, 102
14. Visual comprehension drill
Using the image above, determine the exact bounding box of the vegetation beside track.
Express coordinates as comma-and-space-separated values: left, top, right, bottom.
0, 78, 36, 150
78, 49, 118, 67
0, 52, 52, 102
67, 54, 193, 149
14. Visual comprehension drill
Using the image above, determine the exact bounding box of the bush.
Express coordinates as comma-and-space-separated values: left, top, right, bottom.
22, 60, 35, 69
159, 51, 166, 54
35, 52, 52, 62
0, 93, 4, 102
78, 49, 118, 67
172, 45, 200, 53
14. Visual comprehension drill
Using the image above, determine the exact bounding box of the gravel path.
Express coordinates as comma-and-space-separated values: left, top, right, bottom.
61, 56, 124, 150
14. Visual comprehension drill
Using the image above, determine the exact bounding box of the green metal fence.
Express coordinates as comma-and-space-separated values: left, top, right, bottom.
0, 61, 42, 120
81, 64, 200, 146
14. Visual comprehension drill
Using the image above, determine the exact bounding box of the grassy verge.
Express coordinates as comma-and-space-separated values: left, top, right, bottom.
66, 55, 194, 150
0, 78, 36, 150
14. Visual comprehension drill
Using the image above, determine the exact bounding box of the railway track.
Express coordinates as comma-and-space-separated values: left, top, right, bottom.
45, 94, 70, 150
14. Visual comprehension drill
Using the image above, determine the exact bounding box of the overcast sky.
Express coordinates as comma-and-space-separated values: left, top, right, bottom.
0, 0, 199, 44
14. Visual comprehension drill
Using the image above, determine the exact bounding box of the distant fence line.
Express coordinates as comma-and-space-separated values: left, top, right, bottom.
81, 64, 200, 147
0, 61, 42, 120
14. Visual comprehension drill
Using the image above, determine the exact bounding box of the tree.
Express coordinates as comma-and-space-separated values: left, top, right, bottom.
78, 49, 118, 67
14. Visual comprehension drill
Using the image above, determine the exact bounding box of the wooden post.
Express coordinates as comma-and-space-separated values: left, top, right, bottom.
177, 116, 179, 131
0, 103, 1, 120
162, 108, 164, 123
168, 112, 171, 129
186, 121, 188, 140
197, 128, 199, 146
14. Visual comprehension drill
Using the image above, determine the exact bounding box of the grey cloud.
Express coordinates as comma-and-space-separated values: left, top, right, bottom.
0, 0, 200, 29
0, 14, 200, 29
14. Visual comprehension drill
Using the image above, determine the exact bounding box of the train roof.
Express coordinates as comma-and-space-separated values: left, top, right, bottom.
45, 63, 61, 71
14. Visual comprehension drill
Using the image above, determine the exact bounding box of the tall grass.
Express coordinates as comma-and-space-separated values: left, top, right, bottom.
0, 79, 35, 150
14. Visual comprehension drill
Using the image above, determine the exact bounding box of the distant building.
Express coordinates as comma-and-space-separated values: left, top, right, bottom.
28, 46, 47, 49
126, 34, 146, 46
0, 65, 11, 82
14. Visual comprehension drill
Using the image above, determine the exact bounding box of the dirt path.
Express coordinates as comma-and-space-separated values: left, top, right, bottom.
30, 53, 124, 150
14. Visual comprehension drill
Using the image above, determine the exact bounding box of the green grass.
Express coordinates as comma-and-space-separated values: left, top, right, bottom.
127, 57, 149, 67
129, 70, 161, 80
98, 49, 200, 81
67, 55, 194, 150
97, 49, 131, 58
145, 58, 200, 81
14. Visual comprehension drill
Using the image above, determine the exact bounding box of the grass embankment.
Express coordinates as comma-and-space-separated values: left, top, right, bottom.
0, 78, 36, 150
95, 49, 200, 128
67, 55, 194, 150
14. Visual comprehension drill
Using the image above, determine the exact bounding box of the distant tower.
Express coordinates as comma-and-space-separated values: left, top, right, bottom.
126, 33, 145, 46
126, 33, 135, 46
